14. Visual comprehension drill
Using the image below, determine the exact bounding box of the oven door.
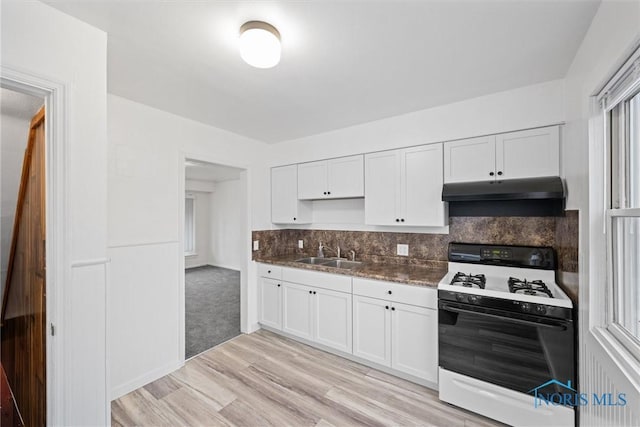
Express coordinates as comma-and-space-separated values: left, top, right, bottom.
439, 300, 574, 394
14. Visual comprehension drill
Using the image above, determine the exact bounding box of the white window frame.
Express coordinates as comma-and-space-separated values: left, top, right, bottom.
184, 194, 197, 257
599, 46, 640, 361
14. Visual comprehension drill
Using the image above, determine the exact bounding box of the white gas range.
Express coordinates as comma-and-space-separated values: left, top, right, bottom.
437, 243, 575, 427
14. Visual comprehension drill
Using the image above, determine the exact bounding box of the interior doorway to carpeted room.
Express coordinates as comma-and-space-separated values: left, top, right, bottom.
183, 159, 246, 359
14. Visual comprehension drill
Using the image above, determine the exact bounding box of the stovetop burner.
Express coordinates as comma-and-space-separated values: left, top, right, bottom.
451, 272, 486, 289
508, 277, 553, 298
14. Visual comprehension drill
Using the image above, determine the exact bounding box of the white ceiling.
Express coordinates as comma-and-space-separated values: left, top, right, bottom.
185, 160, 243, 183
45, 1, 600, 143
0, 88, 44, 121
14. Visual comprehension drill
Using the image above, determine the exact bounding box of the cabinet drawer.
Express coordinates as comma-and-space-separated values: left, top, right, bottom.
352, 278, 437, 309
258, 264, 282, 279
282, 267, 352, 293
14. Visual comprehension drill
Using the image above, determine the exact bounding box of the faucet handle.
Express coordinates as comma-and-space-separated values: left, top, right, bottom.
349, 250, 356, 261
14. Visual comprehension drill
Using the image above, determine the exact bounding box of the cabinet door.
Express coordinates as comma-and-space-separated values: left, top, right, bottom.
353, 295, 391, 366
327, 155, 364, 199
444, 136, 496, 183
495, 126, 560, 180
391, 303, 437, 382
259, 278, 282, 330
282, 282, 314, 340
313, 288, 352, 353
298, 160, 327, 200
364, 151, 400, 226
271, 165, 311, 224
401, 144, 446, 226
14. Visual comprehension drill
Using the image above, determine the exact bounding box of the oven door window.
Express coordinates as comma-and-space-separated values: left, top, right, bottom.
439, 301, 574, 394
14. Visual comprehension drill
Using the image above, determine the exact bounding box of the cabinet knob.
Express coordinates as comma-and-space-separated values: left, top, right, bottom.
497, 171, 503, 176
277, 284, 281, 287
268, 270, 271, 273
391, 307, 396, 311
395, 218, 400, 222
309, 290, 312, 294
385, 305, 389, 310
400, 218, 405, 222
489, 171, 495, 176
388, 290, 392, 295
323, 192, 327, 195
293, 217, 297, 221
313, 291, 317, 295
327, 191, 331, 195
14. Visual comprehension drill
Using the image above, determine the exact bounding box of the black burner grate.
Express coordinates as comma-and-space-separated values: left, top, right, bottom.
508, 277, 553, 298
450, 272, 486, 289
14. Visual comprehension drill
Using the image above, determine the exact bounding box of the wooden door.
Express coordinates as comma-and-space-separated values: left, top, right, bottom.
1, 106, 46, 427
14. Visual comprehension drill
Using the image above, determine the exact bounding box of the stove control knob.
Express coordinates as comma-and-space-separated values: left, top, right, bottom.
535, 305, 547, 315
469, 296, 478, 304
456, 294, 466, 302
521, 302, 531, 313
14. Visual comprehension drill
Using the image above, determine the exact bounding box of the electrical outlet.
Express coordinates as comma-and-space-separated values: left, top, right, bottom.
253, 240, 259, 251
298, 240, 304, 249
397, 244, 409, 256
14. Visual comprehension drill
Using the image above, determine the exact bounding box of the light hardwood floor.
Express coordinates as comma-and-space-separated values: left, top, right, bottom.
112, 330, 505, 427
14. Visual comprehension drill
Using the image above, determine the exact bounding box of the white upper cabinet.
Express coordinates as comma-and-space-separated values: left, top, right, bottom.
444, 125, 560, 183
443, 135, 496, 183
401, 144, 446, 227
298, 155, 364, 200
364, 151, 400, 226
271, 165, 312, 224
365, 143, 446, 227
496, 126, 560, 180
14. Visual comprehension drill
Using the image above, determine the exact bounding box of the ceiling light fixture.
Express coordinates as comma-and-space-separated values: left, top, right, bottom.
239, 21, 281, 69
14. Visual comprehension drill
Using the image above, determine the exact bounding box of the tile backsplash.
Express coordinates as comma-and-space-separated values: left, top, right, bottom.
252, 210, 580, 300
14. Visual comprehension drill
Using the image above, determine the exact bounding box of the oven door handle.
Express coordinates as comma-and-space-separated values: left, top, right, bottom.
440, 303, 568, 331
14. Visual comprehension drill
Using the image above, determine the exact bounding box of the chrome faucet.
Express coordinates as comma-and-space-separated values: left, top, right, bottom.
349, 250, 356, 261
318, 241, 324, 258
337, 246, 341, 259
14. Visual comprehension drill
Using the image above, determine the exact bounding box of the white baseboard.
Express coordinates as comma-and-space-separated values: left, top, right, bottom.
110, 360, 184, 401
208, 262, 241, 272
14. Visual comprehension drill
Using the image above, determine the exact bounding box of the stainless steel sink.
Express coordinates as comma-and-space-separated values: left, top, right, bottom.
319, 259, 362, 269
295, 257, 333, 265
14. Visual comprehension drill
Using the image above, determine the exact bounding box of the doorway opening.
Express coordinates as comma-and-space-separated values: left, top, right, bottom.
183, 159, 246, 359
1, 86, 46, 426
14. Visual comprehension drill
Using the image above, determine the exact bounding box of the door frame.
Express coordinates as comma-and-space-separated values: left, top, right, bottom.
1, 66, 68, 426
177, 151, 251, 363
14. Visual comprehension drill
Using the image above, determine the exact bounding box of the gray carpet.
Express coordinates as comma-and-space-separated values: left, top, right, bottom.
185, 265, 240, 359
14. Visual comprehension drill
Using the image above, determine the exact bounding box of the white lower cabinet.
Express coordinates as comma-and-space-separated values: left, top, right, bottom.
259, 278, 282, 330
281, 280, 353, 353
313, 287, 353, 353
353, 295, 392, 366
258, 264, 437, 386
391, 303, 438, 383
282, 282, 314, 340
353, 279, 438, 383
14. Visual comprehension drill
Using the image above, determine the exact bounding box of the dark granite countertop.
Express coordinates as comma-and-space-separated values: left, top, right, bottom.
255, 255, 447, 287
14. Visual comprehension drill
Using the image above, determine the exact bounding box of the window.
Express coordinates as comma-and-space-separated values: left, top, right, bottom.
185, 195, 196, 255
601, 49, 640, 355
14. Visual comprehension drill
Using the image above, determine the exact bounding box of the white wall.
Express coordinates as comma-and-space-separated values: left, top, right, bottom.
562, 1, 640, 425
185, 191, 211, 269
251, 79, 566, 231
210, 178, 244, 270
107, 94, 267, 399
1, 1, 108, 425
0, 113, 30, 292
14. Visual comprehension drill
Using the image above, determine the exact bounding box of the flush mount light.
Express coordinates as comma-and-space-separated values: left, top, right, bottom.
239, 21, 281, 69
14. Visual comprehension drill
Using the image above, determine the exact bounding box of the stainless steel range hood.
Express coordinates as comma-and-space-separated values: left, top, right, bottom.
442, 176, 565, 217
